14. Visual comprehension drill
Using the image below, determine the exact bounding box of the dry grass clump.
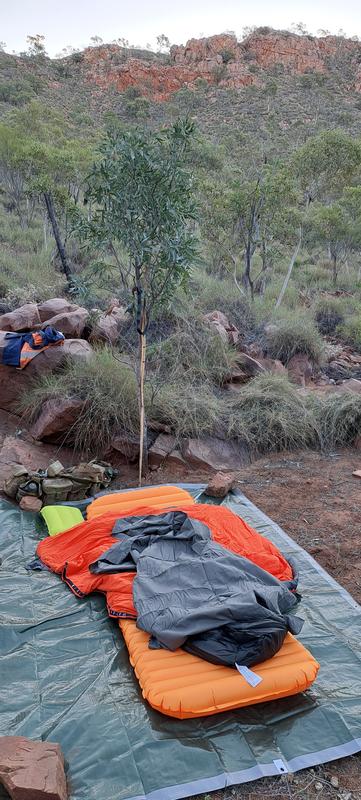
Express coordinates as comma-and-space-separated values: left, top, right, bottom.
18, 347, 140, 454
151, 381, 224, 440
226, 373, 320, 453
149, 312, 238, 386
338, 314, 361, 351
313, 297, 345, 335
317, 392, 361, 448
265, 316, 324, 365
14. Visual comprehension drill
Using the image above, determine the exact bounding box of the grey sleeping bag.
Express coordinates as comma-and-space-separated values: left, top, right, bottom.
90, 511, 303, 667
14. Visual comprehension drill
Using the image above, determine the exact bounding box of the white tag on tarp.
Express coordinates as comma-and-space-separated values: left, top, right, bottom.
273, 759, 288, 774
235, 664, 263, 687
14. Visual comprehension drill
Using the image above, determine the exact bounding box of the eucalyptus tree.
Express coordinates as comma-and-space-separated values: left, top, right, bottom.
78, 119, 198, 480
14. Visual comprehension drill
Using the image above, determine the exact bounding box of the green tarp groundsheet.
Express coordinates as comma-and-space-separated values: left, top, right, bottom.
0, 488, 360, 800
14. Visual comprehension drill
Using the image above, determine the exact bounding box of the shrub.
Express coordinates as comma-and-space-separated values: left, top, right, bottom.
191, 271, 255, 336
317, 392, 361, 448
151, 381, 224, 439
124, 96, 150, 119
265, 316, 324, 364
123, 85, 142, 100
314, 297, 345, 335
148, 312, 238, 386
0, 79, 35, 106
220, 49, 235, 64
338, 315, 361, 350
226, 374, 320, 453
19, 348, 140, 454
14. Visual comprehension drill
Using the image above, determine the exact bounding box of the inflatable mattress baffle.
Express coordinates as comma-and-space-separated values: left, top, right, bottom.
121, 620, 319, 720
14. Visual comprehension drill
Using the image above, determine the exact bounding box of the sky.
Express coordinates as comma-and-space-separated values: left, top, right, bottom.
1, 0, 361, 57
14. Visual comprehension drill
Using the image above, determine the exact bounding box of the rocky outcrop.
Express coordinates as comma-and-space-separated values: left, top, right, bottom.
171, 33, 239, 65
0, 332, 92, 413
204, 310, 239, 346
0, 435, 74, 489
148, 433, 186, 470
321, 378, 361, 395
108, 434, 140, 463
79, 30, 361, 100
241, 31, 348, 73
0, 736, 67, 800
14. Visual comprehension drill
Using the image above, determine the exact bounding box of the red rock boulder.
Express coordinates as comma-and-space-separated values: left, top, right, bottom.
182, 436, 249, 471
146, 434, 186, 471
107, 434, 140, 463
36, 308, 89, 338
30, 397, 84, 441
90, 306, 130, 345
204, 310, 239, 346
0, 333, 92, 413
0, 736, 67, 800
0, 303, 41, 332
287, 354, 313, 386
204, 471, 237, 498
38, 298, 78, 322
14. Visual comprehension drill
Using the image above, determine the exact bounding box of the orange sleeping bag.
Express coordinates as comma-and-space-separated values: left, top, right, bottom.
37, 492, 294, 618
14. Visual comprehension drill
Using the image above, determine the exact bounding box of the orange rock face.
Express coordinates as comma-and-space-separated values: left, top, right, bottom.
80, 31, 361, 100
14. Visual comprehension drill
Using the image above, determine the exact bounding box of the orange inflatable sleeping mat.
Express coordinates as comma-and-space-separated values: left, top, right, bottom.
120, 620, 320, 719
86, 486, 195, 519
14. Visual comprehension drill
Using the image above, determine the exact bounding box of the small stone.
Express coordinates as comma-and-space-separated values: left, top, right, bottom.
204, 471, 236, 498
330, 776, 339, 789
19, 496, 43, 512
315, 782, 323, 791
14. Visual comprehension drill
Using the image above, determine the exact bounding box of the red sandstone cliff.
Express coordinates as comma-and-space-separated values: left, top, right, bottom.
80, 30, 361, 100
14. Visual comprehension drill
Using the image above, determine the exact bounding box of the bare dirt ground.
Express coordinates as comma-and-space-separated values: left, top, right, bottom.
152, 451, 361, 800
214, 449, 361, 800
1, 413, 361, 799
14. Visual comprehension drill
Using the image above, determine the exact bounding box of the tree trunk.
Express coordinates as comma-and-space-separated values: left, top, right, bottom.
275, 228, 302, 309
134, 280, 148, 486
43, 191, 73, 288
242, 246, 254, 300
138, 329, 148, 486
256, 239, 270, 297
332, 253, 338, 286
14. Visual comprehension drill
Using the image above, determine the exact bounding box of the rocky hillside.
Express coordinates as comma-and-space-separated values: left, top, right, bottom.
1, 28, 361, 133
80, 30, 361, 100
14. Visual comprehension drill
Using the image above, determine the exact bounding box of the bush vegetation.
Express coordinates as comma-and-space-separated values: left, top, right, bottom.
264, 316, 325, 365
314, 297, 346, 334
18, 348, 140, 454
2, 41, 361, 460
226, 374, 320, 452
338, 315, 361, 351
317, 393, 361, 448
